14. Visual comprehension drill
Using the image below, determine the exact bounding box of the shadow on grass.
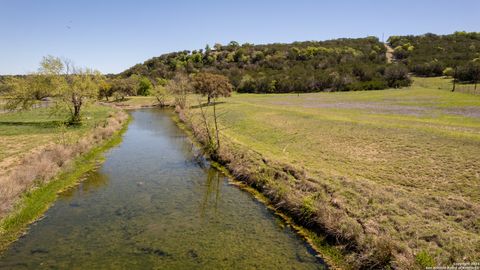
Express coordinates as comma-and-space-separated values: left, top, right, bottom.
104, 97, 141, 103
190, 101, 226, 109
0, 120, 64, 129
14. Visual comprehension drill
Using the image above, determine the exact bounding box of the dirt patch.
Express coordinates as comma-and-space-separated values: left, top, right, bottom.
443, 106, 480, 118
384, 43, 394, 63
270, 100, 430, 116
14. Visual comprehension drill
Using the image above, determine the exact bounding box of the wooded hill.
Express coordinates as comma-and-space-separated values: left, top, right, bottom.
388, 32, 480, 81
121, 37, 411, 93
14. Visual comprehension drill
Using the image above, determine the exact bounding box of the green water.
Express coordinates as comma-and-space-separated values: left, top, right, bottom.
0, 109, 326, 269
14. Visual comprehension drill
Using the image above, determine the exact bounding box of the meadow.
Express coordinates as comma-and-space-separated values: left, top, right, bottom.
2, 76, 478, 267
0, 105, 113, 162
185, 77, 480, 267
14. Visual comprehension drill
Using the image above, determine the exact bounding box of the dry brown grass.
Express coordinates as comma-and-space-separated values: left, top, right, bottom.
0, 111, 128, 218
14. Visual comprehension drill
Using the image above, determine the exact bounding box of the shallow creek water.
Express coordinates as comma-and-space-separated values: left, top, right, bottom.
0, 109, 327, 269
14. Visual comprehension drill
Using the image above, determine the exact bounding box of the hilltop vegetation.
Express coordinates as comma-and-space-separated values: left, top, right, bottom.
122, 37, 411, 93
389, 32, 480, 84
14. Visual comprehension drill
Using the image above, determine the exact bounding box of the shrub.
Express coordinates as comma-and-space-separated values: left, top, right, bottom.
415, 250, 435, 268
384, 64, 412, 88
137, 76, 153, 96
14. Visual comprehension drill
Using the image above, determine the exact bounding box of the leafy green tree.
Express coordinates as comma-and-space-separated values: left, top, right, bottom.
98, 79, 113, 101
5, 55, 101, 124
192, 73, 233, 104
137, 76, 152, 96
152, 78, 169, 106
110, 77, 137, 100
456, 61, 480, 89
63, 68, 101, 124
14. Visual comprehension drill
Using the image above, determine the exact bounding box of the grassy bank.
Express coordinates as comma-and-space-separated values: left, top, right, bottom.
178, 77, 480, 269
0, 105, 130, 252
0, 105, 113, 162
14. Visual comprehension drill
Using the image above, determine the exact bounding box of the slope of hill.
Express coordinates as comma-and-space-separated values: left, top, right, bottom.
121, 37, 412, 93
388, 32, 480, 77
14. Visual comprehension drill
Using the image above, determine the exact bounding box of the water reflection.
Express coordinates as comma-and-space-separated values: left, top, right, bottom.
200, 168, 222, 217
60, 170, 109, 200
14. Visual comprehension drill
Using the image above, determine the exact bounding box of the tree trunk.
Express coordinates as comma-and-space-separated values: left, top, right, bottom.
207, 95, 211, 105
213, 98, 220, 150
70, 94, 82, 124
198, 99, 212, 149
452, 67, 457, 92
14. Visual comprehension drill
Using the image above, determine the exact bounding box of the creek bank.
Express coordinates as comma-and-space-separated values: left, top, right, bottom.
0, 109, 130, 252
173, 106, 358, 269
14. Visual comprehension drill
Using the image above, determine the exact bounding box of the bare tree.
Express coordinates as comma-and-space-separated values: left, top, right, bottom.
192, 73, 233, 153
166, 73, 192, 109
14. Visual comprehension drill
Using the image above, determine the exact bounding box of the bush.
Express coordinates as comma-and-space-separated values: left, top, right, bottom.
455, 61, 480, 83
411, 61, 444, 76
415, 250, 435, 268
137, 76, 153, 96
384, 64, 412, 88
347, 80, 387, 91
443, 67, 454, 77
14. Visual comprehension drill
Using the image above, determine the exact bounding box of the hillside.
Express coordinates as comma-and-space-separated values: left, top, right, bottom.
388, 32, 480, 78
121, 37, 412, 93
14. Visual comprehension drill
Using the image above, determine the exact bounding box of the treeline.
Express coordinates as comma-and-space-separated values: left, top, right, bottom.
388, 32, 480, 84
120, 37, 411, 93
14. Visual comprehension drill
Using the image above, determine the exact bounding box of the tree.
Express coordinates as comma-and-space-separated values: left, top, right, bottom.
152, 78, 169, 106
137, 76, 153, 96
4, 76, 48, 110
110, 76, 138, 100
166, 73, 192, 109
5, 55, 101, 124
192, 73, 233, 104
62, 68, 101, 124
384, 64, 411, 88
98, 79, 113, 101
455, 61, 480, 90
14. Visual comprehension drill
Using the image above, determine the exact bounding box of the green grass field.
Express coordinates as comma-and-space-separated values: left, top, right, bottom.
194, 77, 480, 265
0, 104, 114, 163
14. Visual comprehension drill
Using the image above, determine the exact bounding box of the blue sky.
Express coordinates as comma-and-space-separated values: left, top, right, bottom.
1, 0, 479, 74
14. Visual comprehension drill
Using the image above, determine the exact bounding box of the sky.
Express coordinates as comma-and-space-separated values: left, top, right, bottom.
0, 0, 479, 75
